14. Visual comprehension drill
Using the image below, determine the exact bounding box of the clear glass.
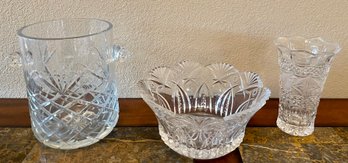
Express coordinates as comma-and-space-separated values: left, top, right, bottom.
275, 36, 341, 136
138, 61, 270, 159
17, 18, 124, 149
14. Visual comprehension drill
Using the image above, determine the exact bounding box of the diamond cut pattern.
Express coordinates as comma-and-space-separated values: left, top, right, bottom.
276, 36, 340, 136
25, 49, 118, 149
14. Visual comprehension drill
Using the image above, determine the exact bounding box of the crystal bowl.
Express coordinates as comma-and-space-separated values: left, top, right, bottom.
138, 61, 271, 159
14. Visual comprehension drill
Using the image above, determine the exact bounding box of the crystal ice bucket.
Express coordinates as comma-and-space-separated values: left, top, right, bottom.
16, 18, 127, 149
275, 36, 341, 136
138, 61, 270, 159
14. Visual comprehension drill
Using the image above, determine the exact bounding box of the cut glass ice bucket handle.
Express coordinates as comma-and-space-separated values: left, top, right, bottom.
110, 44, 131, 63
7, 44, 131, 67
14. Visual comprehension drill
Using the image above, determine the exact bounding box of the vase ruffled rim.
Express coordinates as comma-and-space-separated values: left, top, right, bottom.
274, 36, 341, 55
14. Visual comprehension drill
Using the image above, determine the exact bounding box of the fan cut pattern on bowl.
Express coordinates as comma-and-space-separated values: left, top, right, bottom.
139, 61, 270, 159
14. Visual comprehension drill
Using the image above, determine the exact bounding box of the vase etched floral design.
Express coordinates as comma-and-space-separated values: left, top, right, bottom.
138, 61, 270, 159
16, 19, 127, 149
275, 36, 341, 136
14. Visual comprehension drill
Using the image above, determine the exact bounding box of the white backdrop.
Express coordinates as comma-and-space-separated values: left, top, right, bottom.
1, 0, 347, 98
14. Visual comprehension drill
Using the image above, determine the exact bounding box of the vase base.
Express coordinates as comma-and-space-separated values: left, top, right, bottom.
276, 118, 314, 136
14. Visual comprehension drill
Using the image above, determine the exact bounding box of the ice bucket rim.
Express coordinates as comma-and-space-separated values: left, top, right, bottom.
17, 18, 113, 40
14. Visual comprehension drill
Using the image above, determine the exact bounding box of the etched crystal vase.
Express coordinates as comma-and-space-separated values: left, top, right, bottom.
275, 36, 341, 136
16, 18, 128, 149
138, 61, 270, 159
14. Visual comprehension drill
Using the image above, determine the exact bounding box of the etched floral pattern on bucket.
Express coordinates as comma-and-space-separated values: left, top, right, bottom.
16, 18, 127, 149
